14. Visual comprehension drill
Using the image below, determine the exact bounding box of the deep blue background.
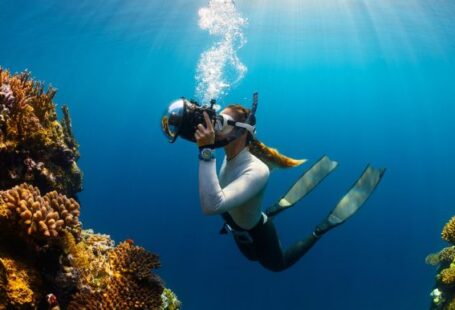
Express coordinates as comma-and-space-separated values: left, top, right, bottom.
1, 0, 455, 309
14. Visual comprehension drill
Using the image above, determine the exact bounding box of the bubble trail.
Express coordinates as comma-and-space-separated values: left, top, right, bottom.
195, 0, 248, 104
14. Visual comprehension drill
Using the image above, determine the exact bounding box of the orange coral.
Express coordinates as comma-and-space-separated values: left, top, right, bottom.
0, 68, 82, 197
0, 183, 80, 239
443, 216, 455, 245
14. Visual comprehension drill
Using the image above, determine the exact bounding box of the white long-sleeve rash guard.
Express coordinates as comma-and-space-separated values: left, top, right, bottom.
198, 147, 270, 230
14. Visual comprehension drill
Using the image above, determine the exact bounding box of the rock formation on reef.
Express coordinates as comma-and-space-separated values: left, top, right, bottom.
427, 215, 455, 310
0, 68, 180, 309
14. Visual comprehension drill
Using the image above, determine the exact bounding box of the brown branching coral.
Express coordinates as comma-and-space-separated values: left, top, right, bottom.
0, 68, 82, 197
443, 216, 455, 245
0, 183, 80, 239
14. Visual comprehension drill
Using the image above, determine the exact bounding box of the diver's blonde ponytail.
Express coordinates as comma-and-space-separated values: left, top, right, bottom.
249, 139, 305, 169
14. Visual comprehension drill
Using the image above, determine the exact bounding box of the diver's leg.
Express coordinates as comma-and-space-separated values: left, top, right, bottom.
249, 217, 287, 272
281, 165, 386, 266
251, 218, 321, 271
246, 218, 322, 271
233, 236, 259, 261
281, 233, 321, 269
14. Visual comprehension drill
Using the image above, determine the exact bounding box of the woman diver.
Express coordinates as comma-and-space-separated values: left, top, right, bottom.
162, 94, 385, 272
195, 103, 325, 272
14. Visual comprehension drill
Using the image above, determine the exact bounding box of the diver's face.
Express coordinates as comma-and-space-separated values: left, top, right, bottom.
217, 108, 248, 146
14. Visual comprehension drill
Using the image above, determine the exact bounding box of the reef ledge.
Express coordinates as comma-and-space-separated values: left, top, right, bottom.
0, 68, 180, 309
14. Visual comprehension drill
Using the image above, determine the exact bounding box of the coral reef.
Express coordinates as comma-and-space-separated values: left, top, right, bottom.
0, 217, 179, 309
0, 68, 82, 198
0, 69, 179, 309
428, 216, 455, 310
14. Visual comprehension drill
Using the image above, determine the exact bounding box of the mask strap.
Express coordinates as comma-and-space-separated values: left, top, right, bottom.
226, 120, 256, 139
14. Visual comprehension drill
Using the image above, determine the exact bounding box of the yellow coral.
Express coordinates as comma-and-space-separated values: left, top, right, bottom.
0, 256, 42, 307
443, 216, 455, 245
60, 230, 113, 292
440, 266, 455, 285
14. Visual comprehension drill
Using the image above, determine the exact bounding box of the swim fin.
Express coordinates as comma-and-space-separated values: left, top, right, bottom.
315, 164, 386, 236
265, 155, 338, 217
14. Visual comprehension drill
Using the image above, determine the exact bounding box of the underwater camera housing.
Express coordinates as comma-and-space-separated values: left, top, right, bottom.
161, 93, 258, 148
161, 98, 218, 143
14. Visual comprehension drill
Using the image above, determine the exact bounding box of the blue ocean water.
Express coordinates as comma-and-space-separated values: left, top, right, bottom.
1, 0, 455, 309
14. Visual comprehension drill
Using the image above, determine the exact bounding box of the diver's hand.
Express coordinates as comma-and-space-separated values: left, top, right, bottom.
195, 111, 215, 147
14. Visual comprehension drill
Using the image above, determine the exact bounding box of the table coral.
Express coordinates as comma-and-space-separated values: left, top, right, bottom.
67, 241, 166, 309
109, 240, 161, 281
0, 68, 82, 197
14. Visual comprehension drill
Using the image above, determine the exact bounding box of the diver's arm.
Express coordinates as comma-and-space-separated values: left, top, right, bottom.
198, 159, 268, 215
